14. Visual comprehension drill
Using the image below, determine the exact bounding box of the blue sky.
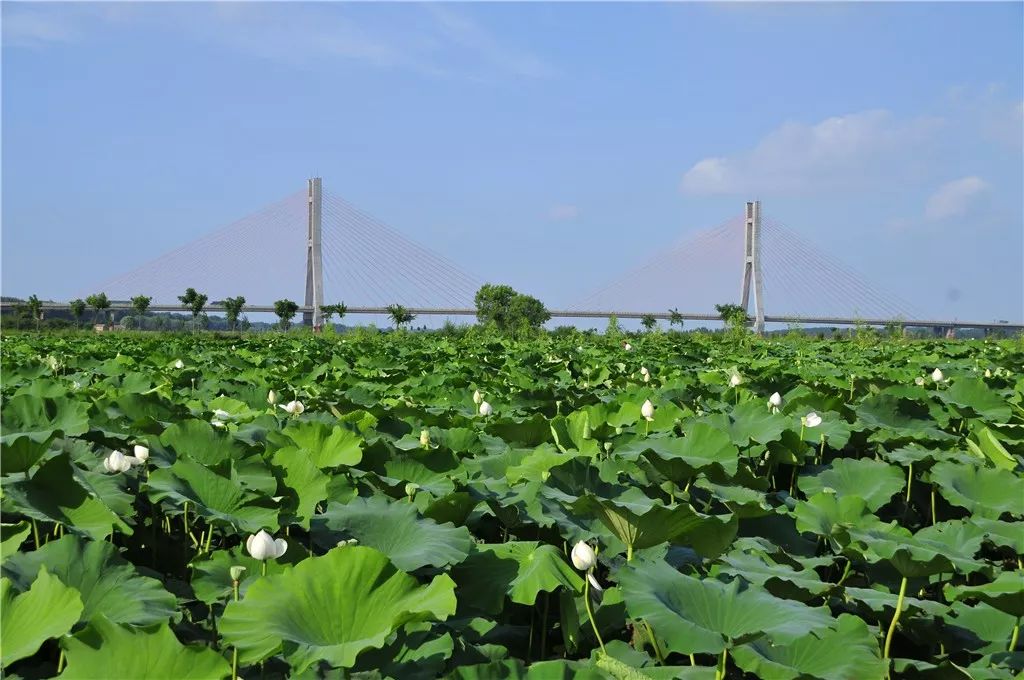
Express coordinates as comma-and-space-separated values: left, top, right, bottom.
2, 2, 1022, 323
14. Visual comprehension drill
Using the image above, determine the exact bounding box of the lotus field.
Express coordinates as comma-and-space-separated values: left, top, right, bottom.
2, 331, 1023, 680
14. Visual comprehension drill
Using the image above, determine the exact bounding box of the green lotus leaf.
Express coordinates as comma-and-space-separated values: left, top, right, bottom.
278, 420, 363, 468
799, 458, 907, 511
452, 542, 583, 612
856, 395, 955, 443
969, 518, 1024, 553
0, 522, 31, 563
727, 402, 789, 446
0, 434, 54, 475
939, 378, 1011, 422
159, 418, 242, 466
60, 614, 230, 679
2, 453, 130, 540
0, 393, 90, 444
507, 443, 579, 484
2, 535, 175, 627
618, 560, 835, 655
146, 458, 278, 532
965, 426, 1018, 471
351, 627, 454, 680
715, 550, 830, 602
618, 422, 739, 479
845, 524, 985, 577
270, 447, 328, 529
841, 586, 949, 617
220, 546, 456, 672
314, 496, 473, 571
945, 601, 1018, 654
382, 453, 460, 496
1, 568, 83, 667
573, 491, 733, 556
944, 572, 1024, 618
793, 492, 874, 539
928, 462, 1024, 519
189, 545, 293, 605
731, 614, 886, 680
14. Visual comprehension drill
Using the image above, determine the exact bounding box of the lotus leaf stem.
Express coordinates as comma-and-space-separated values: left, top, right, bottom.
31, 519, 40, 548
231, 579, 240, 680
905, 463, 913, 504
715, 648, 728, 680
57, 649, 66, 673
642, 620, 664, 665
540, 592, 549, 660
883, 575, 908, 674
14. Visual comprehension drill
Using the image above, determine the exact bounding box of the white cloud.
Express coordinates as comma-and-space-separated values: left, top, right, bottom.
547, 204, 579, 221
680, 110, 942, 195
925, 177, 989, 221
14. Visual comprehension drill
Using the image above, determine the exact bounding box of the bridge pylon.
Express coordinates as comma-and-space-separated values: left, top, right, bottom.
740, 200, 766, 334
304, 177, 324, 328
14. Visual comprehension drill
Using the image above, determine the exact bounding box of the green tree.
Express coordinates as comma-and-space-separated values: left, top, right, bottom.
387, 304, 415, 330
177, 288, 208, 332
320, 303, 347, 327
715, 303, 750, 335
26, 295, 43, 331
668, 308, 684, 329
68, 299, 86, 329
474, 283, 550, 333
223, 296, 246, 332
640, 314, 657, 332
85, 293, 110, 327
131, 295, 152, 329
274, 299, 299, 331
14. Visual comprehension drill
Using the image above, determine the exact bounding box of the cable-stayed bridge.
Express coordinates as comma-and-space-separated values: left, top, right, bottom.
9, 178, 1022, 332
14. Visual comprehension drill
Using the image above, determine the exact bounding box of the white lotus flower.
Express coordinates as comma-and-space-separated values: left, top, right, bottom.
729, 373, 743, 387
640, 366, 649, 376
419, 429, 430, 448
623, 343, 632, 351
914, 376, 926, 386
803, 412, 822, 428
643, 373, 650, 383
641, 399, 655, 421
931, 368, 944, 382
267, 390, 278, 405
984, 368, 992, 378
571, 541, 597, 571
479, 400, 493, 416
133, 445, 149, 462
280, 400, 305, 415
246, 530, 287, 561
213, 409, 231, 420
768, 392, 783, 413
102, 451, 132, 473
587, 572, 604, 592
229, 566, 247, 581
71, 380, 82, 391
473, 389, 483, 405
174, 359, 184, 369
211, 419, 226, 428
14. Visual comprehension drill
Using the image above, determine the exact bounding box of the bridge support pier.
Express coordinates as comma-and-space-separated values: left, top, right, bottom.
740, 200, 766, 334
303, 177, 324, 328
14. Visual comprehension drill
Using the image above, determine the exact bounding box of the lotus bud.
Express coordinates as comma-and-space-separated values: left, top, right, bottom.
984, 368, 992, 378
245, 530, 287, 561
729, 373, 742, 387
479, 401, 493, 416
279, 400, 305, 415
473, 389, 483, 405
571, 541, 597, 571
768, 392, 783, 408
229, 566, 247, 582
623, 343, 632, 351
641, 399, 655, 422
603, 441, 613, 453
267, 389, 278, 405
133, 444, 149, 462
640, 366, 649, 376
405, 482, 420, 497
803, 412, 822, 428
914, 376, 925, 386
419, 429, 430, 448
615, 425, 623, 435
174, 359, 184, 369
931, 368, 944, 382
102, 450, 133, 473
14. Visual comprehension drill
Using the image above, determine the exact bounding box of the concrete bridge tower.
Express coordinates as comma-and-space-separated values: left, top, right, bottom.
740, 200, 766, 334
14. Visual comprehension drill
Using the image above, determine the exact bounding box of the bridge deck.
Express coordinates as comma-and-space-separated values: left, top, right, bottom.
3, 301, 1021, 331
